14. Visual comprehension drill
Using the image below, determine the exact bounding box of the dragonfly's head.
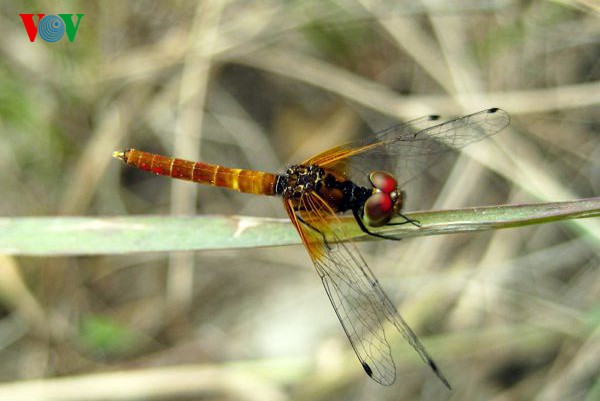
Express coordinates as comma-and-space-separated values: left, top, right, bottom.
363, 171, 403, 227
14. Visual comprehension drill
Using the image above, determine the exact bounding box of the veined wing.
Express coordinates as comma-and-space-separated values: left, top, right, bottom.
283, 194, 451, 388
304, 108, 510, 186
302, 114, 443, 178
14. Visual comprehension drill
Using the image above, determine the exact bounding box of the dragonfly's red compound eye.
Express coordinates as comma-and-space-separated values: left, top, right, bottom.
364, 192, 394, 227
369, 171, 397, 193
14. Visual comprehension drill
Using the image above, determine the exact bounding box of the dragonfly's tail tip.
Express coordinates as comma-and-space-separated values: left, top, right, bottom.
112, 150, 126, 161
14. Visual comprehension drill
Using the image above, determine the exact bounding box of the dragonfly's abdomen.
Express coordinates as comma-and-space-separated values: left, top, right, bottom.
116, 149, 277, 195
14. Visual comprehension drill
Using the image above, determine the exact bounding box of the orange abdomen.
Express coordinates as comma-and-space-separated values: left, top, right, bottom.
116, 149, 277, 196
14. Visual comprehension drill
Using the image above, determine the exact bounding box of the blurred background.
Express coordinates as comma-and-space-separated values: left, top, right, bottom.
0, 0, 599, 400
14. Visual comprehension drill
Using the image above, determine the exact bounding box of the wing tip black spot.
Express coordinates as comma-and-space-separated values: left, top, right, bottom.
430, 115, 441, 121
362, 362, 396, 386
488, 107, 499, 113
362, 362, 373, 376
429, 360, 453, 390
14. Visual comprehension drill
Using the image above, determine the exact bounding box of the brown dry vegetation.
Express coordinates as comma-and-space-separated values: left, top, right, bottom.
0, 1, 598, 400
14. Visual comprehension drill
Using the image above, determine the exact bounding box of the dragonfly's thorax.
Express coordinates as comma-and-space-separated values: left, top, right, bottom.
277, 164, 371, 213
278, 164, 324, 198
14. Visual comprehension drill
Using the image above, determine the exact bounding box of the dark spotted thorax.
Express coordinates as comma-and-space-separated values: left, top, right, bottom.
277, 165, 325, 199
276, 165, 404, 228
276, 164, 363, 213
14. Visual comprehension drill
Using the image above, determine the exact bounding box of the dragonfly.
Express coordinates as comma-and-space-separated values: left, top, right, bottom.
113, 107, 510, 388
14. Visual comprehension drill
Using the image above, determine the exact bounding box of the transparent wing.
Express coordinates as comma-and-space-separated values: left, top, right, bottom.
304, 108, 510, 186
283, 194, 451, 388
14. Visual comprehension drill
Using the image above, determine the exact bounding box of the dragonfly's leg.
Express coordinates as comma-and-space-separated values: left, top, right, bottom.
352, 209, 402, 241
297, 214, 332, 250
388, 212, 421, 228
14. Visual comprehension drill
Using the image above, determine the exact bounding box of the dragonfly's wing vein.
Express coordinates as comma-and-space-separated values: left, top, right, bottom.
303, 114, 442, 166
291, 194, 397, 385
283, 194, 451, 387
370, 108, 510, 156
307, 108, 510, 187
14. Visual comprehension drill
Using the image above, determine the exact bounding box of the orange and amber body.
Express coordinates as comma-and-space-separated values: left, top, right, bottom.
115, 149, 278, 196
114, 148, 373, 214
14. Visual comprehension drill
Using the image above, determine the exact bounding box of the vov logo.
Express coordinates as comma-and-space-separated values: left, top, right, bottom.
19, 14, 84, 43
